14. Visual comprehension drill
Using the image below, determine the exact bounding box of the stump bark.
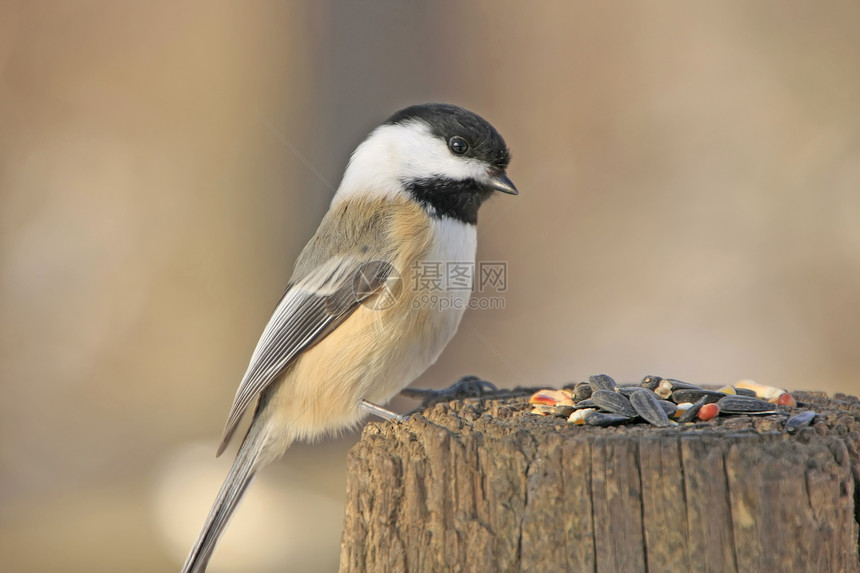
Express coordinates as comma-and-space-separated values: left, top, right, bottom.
339, 390, 860, 572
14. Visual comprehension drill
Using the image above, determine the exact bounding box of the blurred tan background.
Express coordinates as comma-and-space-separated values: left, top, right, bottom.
2, 1, 859, 571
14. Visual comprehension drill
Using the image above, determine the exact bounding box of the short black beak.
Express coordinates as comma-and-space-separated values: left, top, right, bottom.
487, 172, 519, 195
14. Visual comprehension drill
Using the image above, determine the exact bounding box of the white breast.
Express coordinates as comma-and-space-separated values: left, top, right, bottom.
360, 215, 477, 404
429, 216, 478, 262
424, 216, 477, 329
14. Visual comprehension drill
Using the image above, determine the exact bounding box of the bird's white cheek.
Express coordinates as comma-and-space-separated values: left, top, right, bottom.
333, 121, 489, 204
398, 129, 487, 184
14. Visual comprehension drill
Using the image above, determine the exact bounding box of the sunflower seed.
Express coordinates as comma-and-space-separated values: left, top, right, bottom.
573, 381, 593, 402
657, 399, 678, 416
553, 404, 576, 417
718, 395, 778, 414
734, 387, 757, 397
664, 378, 704, 391
785, 410, 816, 433
677, 397, 708, 423
671, 389, 725, 404
629, 389, 671, 427
640, 375, 662, 390
589, 374, 617, 392
591, 390, 637, 417
615, 385, 641, 397
586, 412, 633, 427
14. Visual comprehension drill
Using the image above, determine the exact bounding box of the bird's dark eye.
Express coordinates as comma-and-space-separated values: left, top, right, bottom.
448, 136, 469, 155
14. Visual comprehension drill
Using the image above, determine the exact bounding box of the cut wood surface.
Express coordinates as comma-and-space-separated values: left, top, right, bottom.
339, 390, 860, 573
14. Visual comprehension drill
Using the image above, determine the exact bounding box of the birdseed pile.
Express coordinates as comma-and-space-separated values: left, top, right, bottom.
528, 374, 816, 432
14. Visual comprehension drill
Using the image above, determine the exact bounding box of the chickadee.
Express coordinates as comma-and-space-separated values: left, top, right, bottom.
181, 103, 516, 572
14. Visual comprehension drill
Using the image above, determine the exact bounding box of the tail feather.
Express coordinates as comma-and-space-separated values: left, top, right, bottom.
180, 429, 266, 573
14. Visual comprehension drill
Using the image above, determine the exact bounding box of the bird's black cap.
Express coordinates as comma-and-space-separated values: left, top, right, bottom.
385, 103, 511, 171
385, 103, 515, 224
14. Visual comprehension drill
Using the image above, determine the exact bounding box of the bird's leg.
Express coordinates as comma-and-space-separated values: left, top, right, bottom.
360, 399, 405, 421
400, 375, 498, 409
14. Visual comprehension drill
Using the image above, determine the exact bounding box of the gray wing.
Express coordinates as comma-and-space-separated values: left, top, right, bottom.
216, 257, 392, 455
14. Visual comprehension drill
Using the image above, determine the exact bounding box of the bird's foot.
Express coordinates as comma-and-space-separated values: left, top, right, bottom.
360, 399, 405, 422
400, 375, 498, 409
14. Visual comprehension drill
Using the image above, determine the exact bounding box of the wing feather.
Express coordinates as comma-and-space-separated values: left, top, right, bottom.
216, 257, 391, 455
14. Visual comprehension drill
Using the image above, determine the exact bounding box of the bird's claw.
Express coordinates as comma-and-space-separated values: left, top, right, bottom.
400, 375, 498, 409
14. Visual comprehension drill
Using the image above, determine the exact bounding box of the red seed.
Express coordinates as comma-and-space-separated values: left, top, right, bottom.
776, 392, 797, 407
697, 403, 720, 421
529, 389, 574, 407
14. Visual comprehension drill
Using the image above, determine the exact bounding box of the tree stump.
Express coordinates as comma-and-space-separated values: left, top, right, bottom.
339, 390, 860, 573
